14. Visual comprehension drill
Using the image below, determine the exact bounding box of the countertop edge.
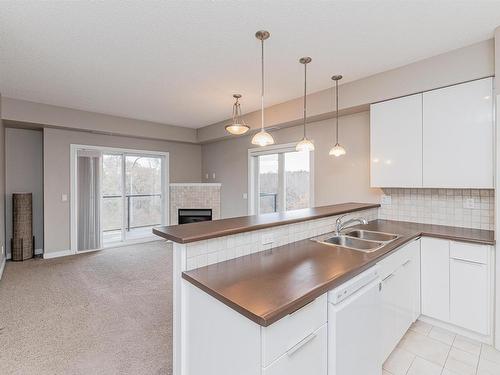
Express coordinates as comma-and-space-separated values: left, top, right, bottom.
154, 203, 380, 244
181, 225, 494, 327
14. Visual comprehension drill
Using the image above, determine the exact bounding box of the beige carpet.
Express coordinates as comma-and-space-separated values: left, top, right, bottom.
0, 240, 173, 375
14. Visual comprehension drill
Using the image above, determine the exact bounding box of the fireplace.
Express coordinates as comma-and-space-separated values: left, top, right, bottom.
178, 209, 213, 225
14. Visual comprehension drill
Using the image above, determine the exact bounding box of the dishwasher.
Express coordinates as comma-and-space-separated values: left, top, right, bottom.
328, 266, 382, 375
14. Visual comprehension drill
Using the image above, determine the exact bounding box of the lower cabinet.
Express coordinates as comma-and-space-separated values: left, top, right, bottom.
378, 239, 421, 362
421, 238, 492, 336
262, 324, 327, 375
449, 242, 491, 335
421, 237, 450, 322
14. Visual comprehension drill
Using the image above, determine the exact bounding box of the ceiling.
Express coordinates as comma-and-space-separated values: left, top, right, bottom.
1, 1, 500, 129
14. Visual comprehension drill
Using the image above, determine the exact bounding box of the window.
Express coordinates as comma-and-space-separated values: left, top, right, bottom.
249, 143, 313, 215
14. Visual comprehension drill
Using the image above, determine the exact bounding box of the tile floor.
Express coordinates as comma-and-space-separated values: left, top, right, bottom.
383, 320, 500, 375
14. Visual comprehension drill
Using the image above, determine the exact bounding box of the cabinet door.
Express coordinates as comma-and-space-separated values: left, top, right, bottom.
380, 269, 400, 362
401, 239, 421, 324
370, 93, 423, 187
423, 78, 493, 188
263, 324, 327, 375
421, 237, 450, 322
450, 257, 490, 335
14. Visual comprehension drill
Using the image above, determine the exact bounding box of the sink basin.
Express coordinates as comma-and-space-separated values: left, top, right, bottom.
311, 229, 399, 253
344, 229, 399, 242
321, 235, 384, 252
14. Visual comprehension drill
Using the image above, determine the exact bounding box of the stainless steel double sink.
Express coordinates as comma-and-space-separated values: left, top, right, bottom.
311, 229, 399, 253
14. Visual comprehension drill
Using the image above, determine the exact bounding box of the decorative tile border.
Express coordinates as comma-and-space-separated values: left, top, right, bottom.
184, 208, 379, 270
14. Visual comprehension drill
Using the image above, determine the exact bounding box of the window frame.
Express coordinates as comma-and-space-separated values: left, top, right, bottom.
247, 142, 315, 215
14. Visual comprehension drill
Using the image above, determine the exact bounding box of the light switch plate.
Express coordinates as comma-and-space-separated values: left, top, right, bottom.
61, 194, 68, 202
381, 195, 392, 205
243, 193, 248, 199
262, 233, 274, 245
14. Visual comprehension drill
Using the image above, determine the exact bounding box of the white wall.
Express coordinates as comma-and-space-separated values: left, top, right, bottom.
5, 128, 43, 257
202, 111, 382, 218
43, 127, 202, 254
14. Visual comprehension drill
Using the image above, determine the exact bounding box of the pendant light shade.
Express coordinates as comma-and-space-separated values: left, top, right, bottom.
251, 30, 275, 147
252, 130, 275, 147
329, 75, 346, 157
329, 143, 347, 157
225, 94, 250, 135
296, 57, 314, 152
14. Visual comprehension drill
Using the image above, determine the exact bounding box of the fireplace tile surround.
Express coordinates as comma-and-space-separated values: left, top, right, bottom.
170, 183, 221, 225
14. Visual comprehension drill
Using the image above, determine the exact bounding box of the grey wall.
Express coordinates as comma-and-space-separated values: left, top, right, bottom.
2, 97, 197, 144
5, 128, 43, 258
43, 127, 202, 254
202, 111, 382, 218
0, 95, 5, 271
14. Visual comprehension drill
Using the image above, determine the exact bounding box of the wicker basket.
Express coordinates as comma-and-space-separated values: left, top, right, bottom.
11, 193, 34, 261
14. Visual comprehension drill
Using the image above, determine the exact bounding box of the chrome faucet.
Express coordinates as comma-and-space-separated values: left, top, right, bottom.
335, 214, 368, 235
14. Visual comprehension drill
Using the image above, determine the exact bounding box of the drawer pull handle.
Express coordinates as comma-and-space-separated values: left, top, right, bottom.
451, 257, 485, 266
383, 273, 395, 282
403, 260, 411, 267
287, 333, 317, 357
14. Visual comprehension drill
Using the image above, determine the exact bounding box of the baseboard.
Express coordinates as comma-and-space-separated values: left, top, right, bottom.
43, 249, 74, 259
0, 256, 5, 280
418, 315, 493, 345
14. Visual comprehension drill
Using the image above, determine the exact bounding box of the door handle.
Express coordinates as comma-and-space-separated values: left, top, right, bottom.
287, 332, 317, 357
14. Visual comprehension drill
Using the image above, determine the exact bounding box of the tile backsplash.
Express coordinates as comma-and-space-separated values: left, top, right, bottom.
379, 188, 494, 230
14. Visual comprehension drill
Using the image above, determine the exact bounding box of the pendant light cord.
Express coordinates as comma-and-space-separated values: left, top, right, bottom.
335, 78, 339, 143
303, 62, 307, 139
261, 39, 265, 132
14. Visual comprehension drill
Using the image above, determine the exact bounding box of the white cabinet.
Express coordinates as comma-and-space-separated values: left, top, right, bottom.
423, 78, 494, 188
370, 77, 493, 188
263, 324, 327, 375
421, 237, 450, 322
370, 94, 423, 187
262, 294, 327, 367
450, 242, 491, 335
421, 238, 492, 336
378, 239, 421, 361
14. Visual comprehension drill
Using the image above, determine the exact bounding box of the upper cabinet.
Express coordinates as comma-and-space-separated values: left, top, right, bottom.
423, 78, 494, 188
370, 94, 423, 187
370, 78, 494, 188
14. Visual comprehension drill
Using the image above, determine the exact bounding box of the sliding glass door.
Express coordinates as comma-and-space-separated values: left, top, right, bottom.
73, 145, 168, 252
102, 153, 165, 246
250, 144, 313, 215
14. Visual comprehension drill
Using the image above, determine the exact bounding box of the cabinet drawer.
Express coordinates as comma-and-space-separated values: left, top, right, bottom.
450, 241, 490, 264
261, 294, 327, 367
263, 324, 327, 375
378, 239, 415, 279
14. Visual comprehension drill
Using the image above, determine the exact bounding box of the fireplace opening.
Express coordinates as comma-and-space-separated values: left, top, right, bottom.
178, 209, 213, 225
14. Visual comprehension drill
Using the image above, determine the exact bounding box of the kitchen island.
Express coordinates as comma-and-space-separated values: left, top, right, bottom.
153, 203, 494, 375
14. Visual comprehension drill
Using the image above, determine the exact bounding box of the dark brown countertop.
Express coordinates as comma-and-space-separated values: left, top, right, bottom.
182, 219, 494, 327
153, 202, 380, 243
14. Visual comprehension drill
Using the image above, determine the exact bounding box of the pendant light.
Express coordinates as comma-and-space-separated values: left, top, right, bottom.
296, 57, 315, 152
251, 30, 275, 147
329, 75, 347, 157
225, 94, 250, 135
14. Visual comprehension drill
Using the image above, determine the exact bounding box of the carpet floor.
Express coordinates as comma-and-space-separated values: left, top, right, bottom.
0, 240, 173, 375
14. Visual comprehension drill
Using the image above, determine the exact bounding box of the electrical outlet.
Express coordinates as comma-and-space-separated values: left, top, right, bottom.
381, 195, 392, 205
464, 198, 475, 209
61, 194, 68, 202
262, 233, 274, 245
205, 173, 209, 180
212, 172, 216, 180
243, 193, 248, 199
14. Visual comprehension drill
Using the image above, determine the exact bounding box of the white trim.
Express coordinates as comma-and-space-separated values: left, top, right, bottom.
70, 144, 170, 255
43, 249, 74, 259
494, 88, 500, 349
170, 183, 221, 187
0, 256, 5, 280
247, 142, 315, 215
